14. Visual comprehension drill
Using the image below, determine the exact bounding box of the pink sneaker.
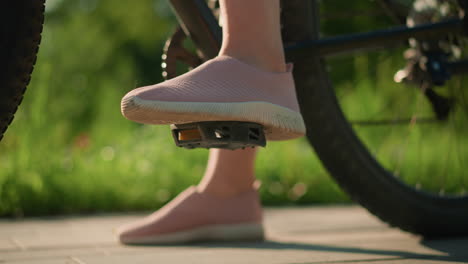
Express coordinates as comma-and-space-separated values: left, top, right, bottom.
121, 55, 305, 141
116, 186, 264, 245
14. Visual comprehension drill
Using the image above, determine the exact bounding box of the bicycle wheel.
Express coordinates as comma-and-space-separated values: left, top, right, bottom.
282, 0, 468, 237
0, 0, 45, 141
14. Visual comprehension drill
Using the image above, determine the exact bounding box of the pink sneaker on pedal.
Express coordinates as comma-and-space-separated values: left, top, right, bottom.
116, 186, 264, 245
121, 55, 306, 141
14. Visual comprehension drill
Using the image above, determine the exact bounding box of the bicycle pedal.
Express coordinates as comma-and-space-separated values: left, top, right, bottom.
170, 121, 266, 150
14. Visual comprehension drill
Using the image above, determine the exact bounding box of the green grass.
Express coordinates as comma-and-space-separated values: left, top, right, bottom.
0, 0, 353, 217
0, 75, 348, 216
0, 11, 348, 215
1, 0, 467, 217
332, 52, 468, 195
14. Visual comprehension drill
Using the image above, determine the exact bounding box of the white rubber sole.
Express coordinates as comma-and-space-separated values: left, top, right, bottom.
119, 223, 264, 245
121, 96, 306, 141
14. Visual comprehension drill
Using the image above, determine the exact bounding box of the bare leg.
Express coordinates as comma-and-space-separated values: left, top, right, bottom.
218, 0, 286, 73
198, 0, 284, 197
198, 148, 258, 197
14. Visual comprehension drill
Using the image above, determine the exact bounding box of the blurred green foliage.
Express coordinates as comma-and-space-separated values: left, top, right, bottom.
1, 0, 466, 217
0, 0, 349, 217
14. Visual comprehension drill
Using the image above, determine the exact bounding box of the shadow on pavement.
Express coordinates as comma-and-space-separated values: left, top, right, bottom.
421, 238, 468, 262
183, 238, 468, 263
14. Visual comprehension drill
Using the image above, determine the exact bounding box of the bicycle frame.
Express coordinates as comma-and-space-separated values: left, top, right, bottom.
168, 0, 222, 59
168, 0, 468, 74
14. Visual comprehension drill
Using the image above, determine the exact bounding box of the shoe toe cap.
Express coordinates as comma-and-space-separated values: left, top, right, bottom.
115, 220, 151, 245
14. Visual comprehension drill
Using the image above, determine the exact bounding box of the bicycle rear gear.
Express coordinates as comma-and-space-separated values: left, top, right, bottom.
393, 0, 464, 120
162, 26, 203, 80
162, 0, 220, 80
171, 121, 266, 150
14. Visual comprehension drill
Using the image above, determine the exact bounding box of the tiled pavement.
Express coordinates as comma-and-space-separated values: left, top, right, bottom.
1, 206, 467, 264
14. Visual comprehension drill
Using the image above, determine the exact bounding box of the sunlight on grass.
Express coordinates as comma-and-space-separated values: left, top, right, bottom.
2, 0, 466, 216
334, 52, 468, 196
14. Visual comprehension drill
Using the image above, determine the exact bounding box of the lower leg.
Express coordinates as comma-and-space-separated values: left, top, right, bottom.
197, 148, 258, 198
198, 0, 284, 196
218, 0, 286, 73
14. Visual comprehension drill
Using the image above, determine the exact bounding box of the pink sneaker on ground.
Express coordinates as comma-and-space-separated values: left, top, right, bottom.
116, 186, 264, 245
121, 55, 305, 141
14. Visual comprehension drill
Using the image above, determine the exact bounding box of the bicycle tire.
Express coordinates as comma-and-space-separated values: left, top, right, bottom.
281, 0, 468, 237
0, 0, 45, 141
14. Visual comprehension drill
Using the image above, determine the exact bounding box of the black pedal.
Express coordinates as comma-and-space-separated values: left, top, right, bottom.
171, 121, 266, 150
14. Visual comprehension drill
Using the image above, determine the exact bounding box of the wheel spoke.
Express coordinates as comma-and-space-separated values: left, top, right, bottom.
351, 117, 438, 126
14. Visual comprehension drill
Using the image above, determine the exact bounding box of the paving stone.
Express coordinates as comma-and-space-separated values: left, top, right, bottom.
0, 247, 105, 262
3, 257, 83, 264
0, 206, 466, 264
0, 239, 17, 251
263, 206, 387, 235
77, 247, 389, 264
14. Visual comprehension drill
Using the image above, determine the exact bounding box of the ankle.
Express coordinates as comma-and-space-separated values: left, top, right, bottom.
218, 49, 287, 73
197, 181, 257, 199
